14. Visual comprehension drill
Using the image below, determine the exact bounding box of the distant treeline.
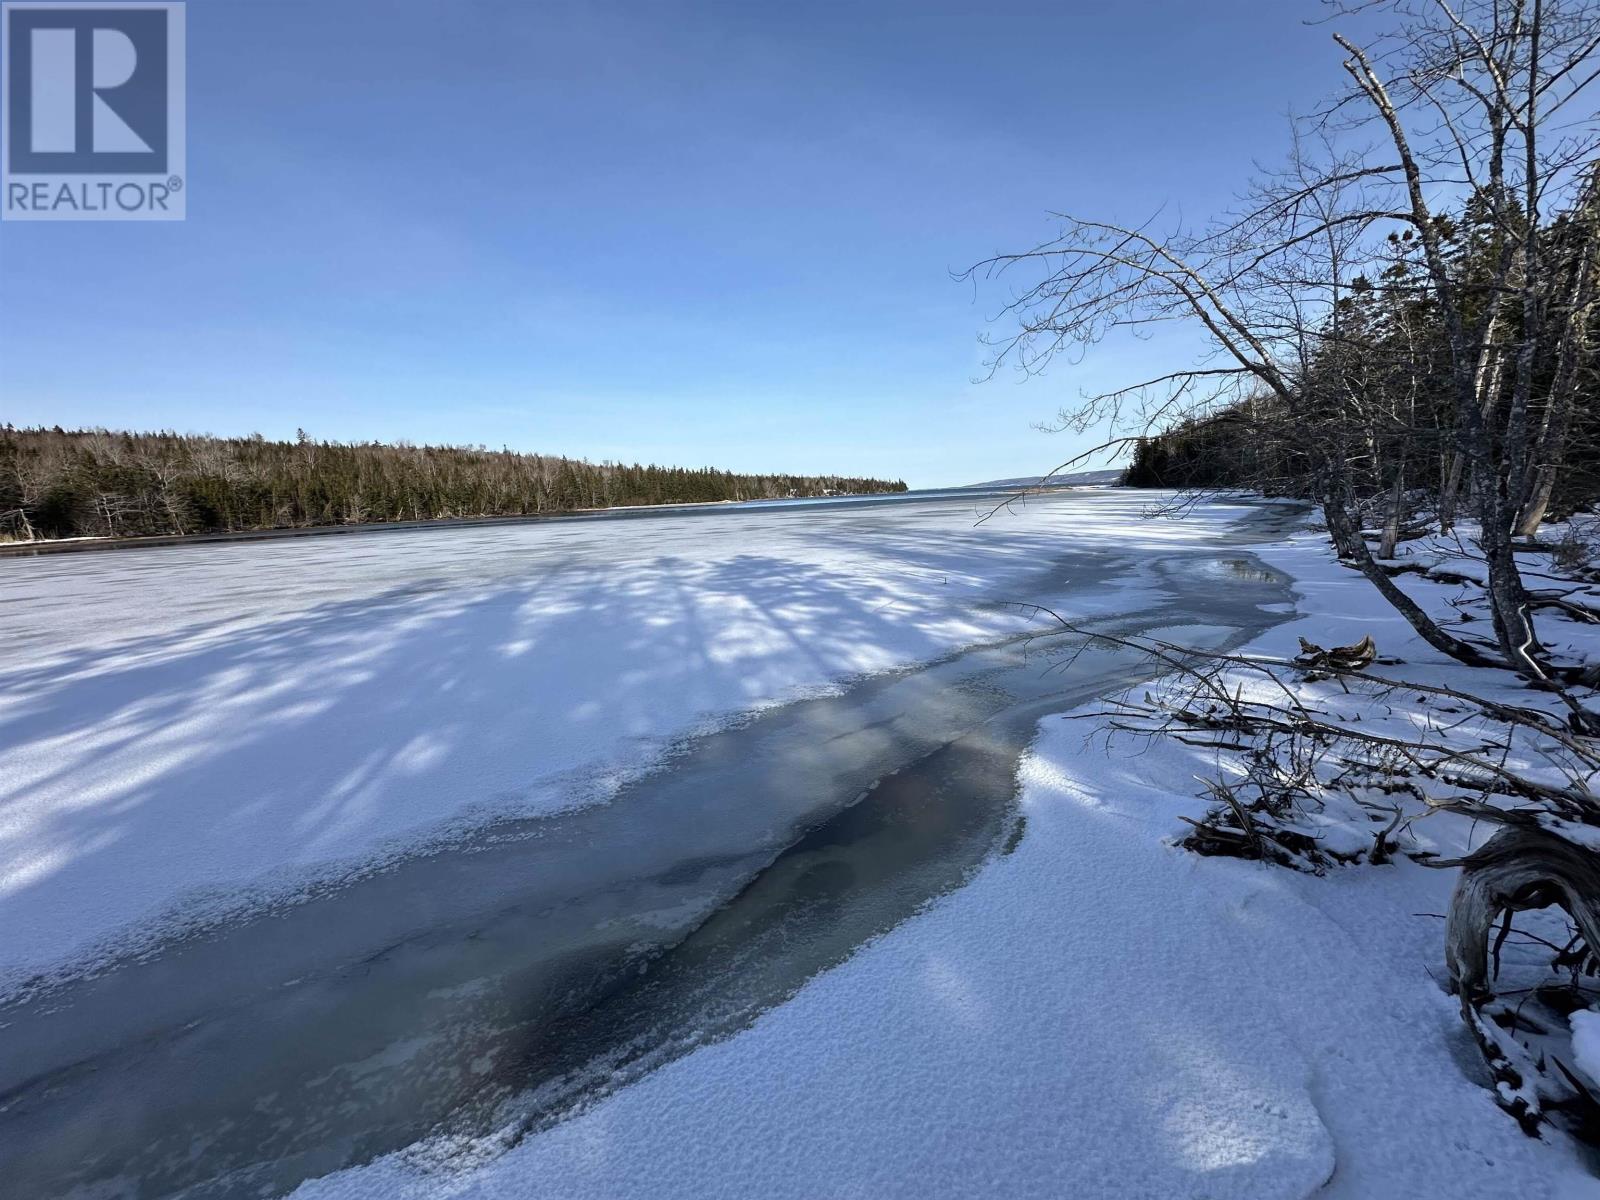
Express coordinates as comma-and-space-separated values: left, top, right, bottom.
1119, 177, 1600, 528
0, 427, 908, 541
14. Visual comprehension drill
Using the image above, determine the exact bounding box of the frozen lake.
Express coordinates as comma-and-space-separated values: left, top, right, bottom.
0, 488, 1300, 1198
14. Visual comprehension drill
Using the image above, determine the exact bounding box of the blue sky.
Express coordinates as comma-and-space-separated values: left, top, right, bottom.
1, 0, 1367, 487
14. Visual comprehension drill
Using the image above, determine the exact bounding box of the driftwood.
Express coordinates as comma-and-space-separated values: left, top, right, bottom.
1445, 825, 1600, 1003
1442, 825, 1600, 1135
1294, 634, 1378, 675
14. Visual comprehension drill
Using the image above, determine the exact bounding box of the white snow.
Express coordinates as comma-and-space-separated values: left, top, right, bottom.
0, 489, 1251, 992
290, 513, 1600, 1200
1572, 1010, 1600, 1088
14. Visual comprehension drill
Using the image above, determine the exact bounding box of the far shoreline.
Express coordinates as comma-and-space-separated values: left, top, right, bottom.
0, 481, 1100, 559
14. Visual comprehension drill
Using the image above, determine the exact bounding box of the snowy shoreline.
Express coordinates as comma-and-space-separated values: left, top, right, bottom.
293, 517, 1600, 1200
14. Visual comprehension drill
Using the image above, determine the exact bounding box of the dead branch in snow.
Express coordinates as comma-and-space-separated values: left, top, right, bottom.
1294, 633, 1379, 676
1027, 606, 1600, 1136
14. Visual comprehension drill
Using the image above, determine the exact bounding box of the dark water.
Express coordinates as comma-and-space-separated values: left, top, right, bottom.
0, 524, 1299, 1198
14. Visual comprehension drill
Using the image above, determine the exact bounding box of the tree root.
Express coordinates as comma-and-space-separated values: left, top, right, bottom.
1445, 826, 1600, 1137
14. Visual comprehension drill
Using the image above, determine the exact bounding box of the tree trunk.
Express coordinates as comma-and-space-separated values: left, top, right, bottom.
1516, 171, 1600, 537
1379, 466, 1404, 560
1440, 320, 1506, 532
1323, 481, 1502, 668
1478, 493, 1550, 678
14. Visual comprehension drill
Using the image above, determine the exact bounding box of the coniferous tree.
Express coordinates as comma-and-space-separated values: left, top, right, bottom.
0, 427, 907, 542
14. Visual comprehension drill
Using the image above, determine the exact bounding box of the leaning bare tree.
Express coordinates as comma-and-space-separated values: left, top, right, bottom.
966, 0, 1600, 694
967, 0, 1600, 1135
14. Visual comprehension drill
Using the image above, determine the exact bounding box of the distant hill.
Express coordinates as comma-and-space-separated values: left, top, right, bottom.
960, 469, 1124, 489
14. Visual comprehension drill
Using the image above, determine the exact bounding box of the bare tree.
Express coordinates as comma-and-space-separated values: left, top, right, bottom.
964, 0, 1600, 703
966, 0, 1600, 1138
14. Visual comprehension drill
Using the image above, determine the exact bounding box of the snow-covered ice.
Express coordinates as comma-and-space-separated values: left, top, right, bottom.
7, 489, 1597, 1198
0, 489, 1252, 992
290, 513, 1600, 1200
